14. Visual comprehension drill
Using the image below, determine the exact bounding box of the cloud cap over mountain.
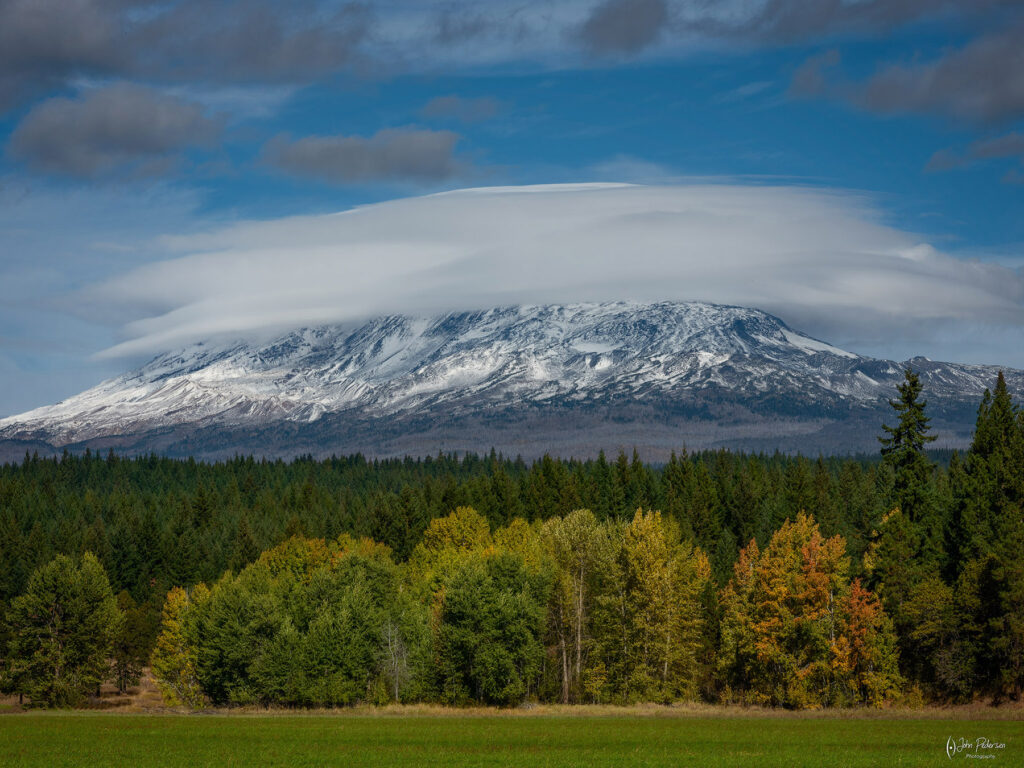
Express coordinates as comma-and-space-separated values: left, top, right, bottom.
79, 183, 1024, 367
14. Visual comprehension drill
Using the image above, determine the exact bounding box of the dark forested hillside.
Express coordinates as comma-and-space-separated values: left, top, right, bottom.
0, 446, 892, 606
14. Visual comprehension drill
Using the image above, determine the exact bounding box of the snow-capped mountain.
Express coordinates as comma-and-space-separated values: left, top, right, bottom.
1, 302, 1020, 459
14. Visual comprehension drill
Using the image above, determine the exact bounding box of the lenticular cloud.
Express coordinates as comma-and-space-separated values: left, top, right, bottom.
84, 183, 1024, 363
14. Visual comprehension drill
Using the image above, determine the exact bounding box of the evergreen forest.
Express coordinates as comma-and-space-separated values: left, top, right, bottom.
1, 371, 1022, 709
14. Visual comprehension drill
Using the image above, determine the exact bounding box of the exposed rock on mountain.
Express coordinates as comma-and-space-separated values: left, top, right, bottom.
2, 302, 1020, 459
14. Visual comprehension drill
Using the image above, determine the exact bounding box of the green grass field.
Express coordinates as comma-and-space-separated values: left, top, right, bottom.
0, 711, 1019, 767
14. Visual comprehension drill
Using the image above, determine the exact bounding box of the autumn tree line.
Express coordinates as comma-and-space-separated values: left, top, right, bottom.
0, 371, 1021, 708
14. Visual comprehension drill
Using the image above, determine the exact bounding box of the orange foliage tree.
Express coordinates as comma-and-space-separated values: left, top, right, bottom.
719, 513, 901, 707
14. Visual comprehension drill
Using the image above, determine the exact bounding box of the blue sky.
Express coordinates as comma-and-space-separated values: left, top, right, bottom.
1, 1, 1023, 416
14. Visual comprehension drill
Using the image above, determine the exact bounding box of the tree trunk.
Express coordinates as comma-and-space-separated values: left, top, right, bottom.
575, 565, 585, 703
559, 603, 570, 704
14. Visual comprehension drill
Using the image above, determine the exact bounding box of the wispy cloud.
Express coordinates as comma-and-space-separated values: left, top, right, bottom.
8, 84, 219, 179
857, 21, 1024, 125
4, 1, 1011, 118
925, 131, 1024, 175
76, 183, 1024, 366
419, 95, 502, 123
675, 0, 1011, 45
788, 49, 840, 98
577, 0, 669, 56
260, 128, 466, 184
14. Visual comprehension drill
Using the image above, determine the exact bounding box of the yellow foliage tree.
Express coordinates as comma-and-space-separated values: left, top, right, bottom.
408, 507, 492, 596
619, 509, 710, 702
150, 584, 209, 708
541, 509, 616, 703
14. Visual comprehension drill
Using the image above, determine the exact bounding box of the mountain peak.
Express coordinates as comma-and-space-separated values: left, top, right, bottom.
1, 301, 1020, 460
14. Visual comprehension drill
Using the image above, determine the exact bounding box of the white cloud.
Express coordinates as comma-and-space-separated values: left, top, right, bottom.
80, 182, 1024, 366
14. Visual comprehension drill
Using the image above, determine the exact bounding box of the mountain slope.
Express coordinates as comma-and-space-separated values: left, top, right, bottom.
1, 302, 1020, 459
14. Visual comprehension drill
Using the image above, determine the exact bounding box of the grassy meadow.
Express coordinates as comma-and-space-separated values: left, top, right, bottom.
0, 709, 1020, 767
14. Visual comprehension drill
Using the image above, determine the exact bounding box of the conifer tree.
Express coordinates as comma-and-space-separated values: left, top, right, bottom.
435, 550, 549, 706
951, 373, 1024, 700
872, 370, 946, 680
879, 369, 939, 538
3, 553, 122, 707
111, 591, 153, 693
957, 372, 1024, 559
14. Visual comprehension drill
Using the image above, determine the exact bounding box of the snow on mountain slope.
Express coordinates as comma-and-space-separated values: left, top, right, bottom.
0, 302, 1019, 456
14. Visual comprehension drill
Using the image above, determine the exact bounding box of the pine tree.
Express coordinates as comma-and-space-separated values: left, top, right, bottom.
111, 591, 149, 693
879, 369, 939, 537
958, 372, 1024, 560
953, 373, 1024, 700
3, 553, 123, 707
435, 550, 549, 706
872, 369, 948, 682
229, 515, 261, 572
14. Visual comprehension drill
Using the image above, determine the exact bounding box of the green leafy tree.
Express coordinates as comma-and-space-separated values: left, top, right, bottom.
435, 550, 550, 706
718, 538, 761, 702
152, 535, 428, 708
251, 547, 425, 706
902, 575, 976, 700
618, 509, 710, 702
408, 506, 492, 596
587, 510, 711, 704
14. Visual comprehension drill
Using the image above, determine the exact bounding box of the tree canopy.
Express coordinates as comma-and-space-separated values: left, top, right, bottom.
1, 373, 1022, 707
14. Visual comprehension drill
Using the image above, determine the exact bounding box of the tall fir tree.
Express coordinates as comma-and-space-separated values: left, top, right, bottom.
879, 369, 939, 533
956, 372, 1024, 561
872, 369, 943, 682
951, 372, 1024, 700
